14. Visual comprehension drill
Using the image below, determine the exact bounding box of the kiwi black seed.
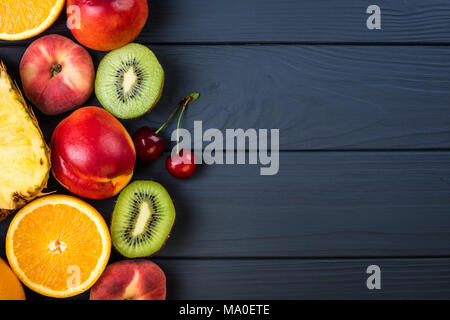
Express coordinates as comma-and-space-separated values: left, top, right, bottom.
95, 43, 164, 119
111, 181, 175, 258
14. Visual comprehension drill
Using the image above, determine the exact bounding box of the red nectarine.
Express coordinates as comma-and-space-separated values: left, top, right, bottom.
90, 260, 166, 300
20, 34, 95, 116
67, 0, 149, 51
51, 107, 136, 199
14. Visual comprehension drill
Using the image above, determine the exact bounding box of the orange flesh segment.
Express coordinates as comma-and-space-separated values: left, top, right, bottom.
0, 1, 56, 33
0, 0, 65, 40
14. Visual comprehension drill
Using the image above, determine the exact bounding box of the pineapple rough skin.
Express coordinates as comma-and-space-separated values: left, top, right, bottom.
0, 210, 9, 221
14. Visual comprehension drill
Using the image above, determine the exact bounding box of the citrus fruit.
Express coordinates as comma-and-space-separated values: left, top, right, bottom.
6, 195, 111, 298
0, 257, 25, 300
0, 0, 66, 41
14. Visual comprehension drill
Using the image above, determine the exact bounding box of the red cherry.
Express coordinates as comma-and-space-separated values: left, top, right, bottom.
166, 150, 196, 179
133, 126, 166, 161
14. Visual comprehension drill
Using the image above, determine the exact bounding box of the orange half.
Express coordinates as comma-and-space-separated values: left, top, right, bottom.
6, 195, 111, 298
0, 0, 66, 41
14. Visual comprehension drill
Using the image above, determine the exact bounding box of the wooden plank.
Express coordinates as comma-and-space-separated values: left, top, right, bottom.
1, 45, 450, 150
143, 0, 450, 44
2, 0, 450, 45
16, 258, 450, 300
2, 152, 450, 258
159, 258, 450, 299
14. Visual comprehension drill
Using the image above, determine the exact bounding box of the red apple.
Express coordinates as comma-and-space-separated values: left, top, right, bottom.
20, 34, 94, 116
67, 0, 148, 51
51, 107, 136, 199
90, 260, 166, 300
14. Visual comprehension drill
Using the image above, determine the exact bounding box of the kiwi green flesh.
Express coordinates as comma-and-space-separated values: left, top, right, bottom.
95, 43, 164, 119
111, 181, 175, 258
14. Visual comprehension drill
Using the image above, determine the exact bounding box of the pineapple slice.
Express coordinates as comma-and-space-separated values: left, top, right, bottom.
0, 61, 50, 220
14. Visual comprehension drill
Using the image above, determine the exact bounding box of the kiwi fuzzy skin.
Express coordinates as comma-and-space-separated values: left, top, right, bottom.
110, 180, 176, 258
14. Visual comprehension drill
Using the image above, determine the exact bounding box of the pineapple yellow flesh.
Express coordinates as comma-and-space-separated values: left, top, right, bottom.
0, 62, 50, 212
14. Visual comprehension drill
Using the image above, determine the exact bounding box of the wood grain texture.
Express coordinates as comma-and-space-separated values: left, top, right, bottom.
2, 152, 450, 258
159, 258, 450, 299
1, 45, 450, 151
1, 1, 450, 300
13, 257, 450, 300
141, 0, 450, 44
2, 0, 450, 45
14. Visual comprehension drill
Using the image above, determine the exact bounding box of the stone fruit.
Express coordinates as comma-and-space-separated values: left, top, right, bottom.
133, 126, 166, 161
5, 195, 111, 298
0, 257, 25, 300
166, 149, 197, 179
51, 107, 136, 199
20, 34, 95, 116
0, 62, 50, 221
95, 43, 164, 119
165, 93, 200, 179
133, 93, 200, 161
111, 181, 175, 258
90, 260, 166, 300
67, 0, 149, 51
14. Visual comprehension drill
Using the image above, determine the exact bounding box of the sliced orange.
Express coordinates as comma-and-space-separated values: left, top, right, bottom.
0, 0, 66, 41
6, 195, 111, 298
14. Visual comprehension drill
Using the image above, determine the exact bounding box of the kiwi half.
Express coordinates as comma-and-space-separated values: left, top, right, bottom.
111, 181, 175, 258
95, 43, 164, 119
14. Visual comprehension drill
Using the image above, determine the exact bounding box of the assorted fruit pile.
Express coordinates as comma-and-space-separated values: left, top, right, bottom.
0, 0, 199, 300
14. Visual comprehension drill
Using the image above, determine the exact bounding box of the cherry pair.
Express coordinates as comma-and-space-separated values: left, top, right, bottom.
133, 93, 199, 179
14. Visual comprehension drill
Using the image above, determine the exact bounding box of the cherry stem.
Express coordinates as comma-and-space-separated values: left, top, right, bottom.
176, 93, 199, 154
155, 103, 181, 134
155, 93, 200, 135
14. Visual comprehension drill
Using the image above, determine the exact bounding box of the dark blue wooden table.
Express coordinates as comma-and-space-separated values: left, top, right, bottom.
1, 0, 450, 299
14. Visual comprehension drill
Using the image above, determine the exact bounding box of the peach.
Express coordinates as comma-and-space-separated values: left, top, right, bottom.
67, 0, 148, 51
20, 34, 94, 116
51, 107, 136, 199
90, 260, 166, 300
